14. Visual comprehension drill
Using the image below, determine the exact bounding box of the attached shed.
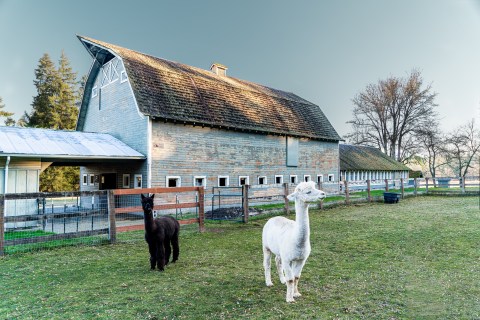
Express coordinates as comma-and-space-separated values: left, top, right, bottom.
339, 144, 410, 182
77, 36, 342, 193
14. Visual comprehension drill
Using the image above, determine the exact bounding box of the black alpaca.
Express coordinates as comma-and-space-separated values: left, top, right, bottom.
141, 194, 180, 271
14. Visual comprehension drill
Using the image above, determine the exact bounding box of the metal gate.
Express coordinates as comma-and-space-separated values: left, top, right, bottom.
208, 186, 246, 221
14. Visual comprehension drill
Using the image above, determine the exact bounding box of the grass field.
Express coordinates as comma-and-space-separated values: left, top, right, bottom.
1, 196, 479, 319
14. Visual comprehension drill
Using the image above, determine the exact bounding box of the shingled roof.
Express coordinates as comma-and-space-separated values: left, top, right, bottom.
77, 36, 341, 141
339, 144, 410, 171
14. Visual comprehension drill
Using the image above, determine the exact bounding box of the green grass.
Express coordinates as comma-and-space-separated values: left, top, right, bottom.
1, 196, 479, 319
5, 230, 55, 240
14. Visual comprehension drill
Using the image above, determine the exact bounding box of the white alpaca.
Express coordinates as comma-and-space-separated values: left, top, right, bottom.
262, 181, 326, 302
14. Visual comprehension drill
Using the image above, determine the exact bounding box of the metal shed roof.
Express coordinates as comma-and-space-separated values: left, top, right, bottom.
0, 126, 145, 163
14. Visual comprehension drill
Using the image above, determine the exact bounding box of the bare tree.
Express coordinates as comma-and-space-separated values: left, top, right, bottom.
416, 125, 446, 185
345, 70, 438, 163
442, 119, 480, 192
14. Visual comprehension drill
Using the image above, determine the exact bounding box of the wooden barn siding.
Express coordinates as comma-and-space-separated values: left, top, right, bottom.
80, 57, 149, 188
150, 122, 339, 193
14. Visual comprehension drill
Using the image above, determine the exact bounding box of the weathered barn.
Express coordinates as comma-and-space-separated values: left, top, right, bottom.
339, 144, 410, 182
76, 36, 342, 193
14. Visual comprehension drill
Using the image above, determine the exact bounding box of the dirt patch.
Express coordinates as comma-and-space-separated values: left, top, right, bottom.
206, 207, 263, 220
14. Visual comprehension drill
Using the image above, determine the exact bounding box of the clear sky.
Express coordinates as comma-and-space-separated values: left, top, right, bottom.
0, 0, 479, 137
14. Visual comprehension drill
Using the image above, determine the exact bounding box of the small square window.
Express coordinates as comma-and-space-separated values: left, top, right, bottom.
122, 174, 131, 188
82, 174, 88, 186
92, 86, 98, 98
167, 176, 181, 188
134, 174, 143, 189
218, 176, 229, 187
328, 174, 335, 182
258, 176, 267, 185
290, 175, 298, 184
239, 176, 249, 186
317, 175, 323, 186
304, 175, 311, 182
120, 70, 128, 83
194, 176, 207, 188
89, 174, 95, 185
275, 175, 283, 184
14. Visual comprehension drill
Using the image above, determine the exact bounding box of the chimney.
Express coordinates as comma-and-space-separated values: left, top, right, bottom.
210, 63, 228, 76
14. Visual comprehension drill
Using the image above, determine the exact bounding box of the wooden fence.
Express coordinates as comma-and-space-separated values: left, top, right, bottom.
0, 187, 205, 256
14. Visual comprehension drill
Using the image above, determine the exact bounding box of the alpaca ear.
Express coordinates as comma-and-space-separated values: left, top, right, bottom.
287, 192, 297, 201
151, 194, 155, 200
141, 194, 145, 200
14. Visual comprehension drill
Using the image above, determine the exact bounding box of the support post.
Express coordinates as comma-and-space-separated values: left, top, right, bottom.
242, 185, 249, 223
344, 180, 350, 204
283, 183, 290, 215
107, 190, 116, 244
385, 179, 389, 192
198, 187, 205, 232
367, 179, 372, 202
400, 178, 405, 199
414, 178, 418, 196
0, 195, 4, 256
425, 177, 429, 194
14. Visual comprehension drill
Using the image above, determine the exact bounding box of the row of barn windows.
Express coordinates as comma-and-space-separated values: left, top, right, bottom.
82, 173, 336, 189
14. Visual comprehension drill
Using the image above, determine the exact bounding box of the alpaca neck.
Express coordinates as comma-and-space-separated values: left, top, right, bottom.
144, 212, 155, 233
294, 201, 310, 244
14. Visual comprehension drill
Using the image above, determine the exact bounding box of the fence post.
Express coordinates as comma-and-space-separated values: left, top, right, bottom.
425, 177, 429, 194
400, 178, 405, 199
367, 179, 372, 202
384, 179, 389, 192
107, 190, 116, 244
414, 178, 418, 196
283, 183, 290, 215
0, 195, 4, 256
242, 185, 249, 223
344, 180, 350, 204
198, 187, 205, 232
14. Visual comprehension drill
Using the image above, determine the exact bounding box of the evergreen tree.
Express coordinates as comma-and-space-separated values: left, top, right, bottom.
25, 52, 81, 191
0, 96, 15, 126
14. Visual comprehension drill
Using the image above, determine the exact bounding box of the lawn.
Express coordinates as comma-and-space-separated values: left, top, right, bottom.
1, 196, 479, 319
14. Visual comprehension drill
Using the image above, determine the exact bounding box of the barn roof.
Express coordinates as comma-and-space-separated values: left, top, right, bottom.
77, 36, 341, 142
339, 144, 410, 171
0, 126, 145, 163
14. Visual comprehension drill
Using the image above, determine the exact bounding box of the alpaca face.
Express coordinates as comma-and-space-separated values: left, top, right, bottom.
141, 194, 155, 213
288, 181, 326, 203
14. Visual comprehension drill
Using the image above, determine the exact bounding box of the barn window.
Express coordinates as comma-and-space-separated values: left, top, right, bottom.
258, 176, 267, 185
218, 176, 229, 187
275, 175, 283, 184
134, 174, 143, 189
317, 174, 323, 186
167, 176, 181, 188
89, 174, 95, 185
286, 137, 299, 167
121, 70, 128, 83
122, 174, 131, 188
82, 174, 88, 186
239, 176, 249, 186
328, 174, 335, 182
304, 175, 311, 182
92, 86, 98, 98
290, 175, 298, 184
194, 176, 206, 188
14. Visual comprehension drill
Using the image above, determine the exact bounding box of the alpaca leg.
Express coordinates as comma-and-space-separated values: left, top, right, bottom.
283, 262, 295, 303
156, 241, 166, 271
275, 256, 286, 284
292, 260, 306, 298
164, 240, 172, 266
263, 246, 273, 287
148, 242, 157, 270
171, 234, 179, 263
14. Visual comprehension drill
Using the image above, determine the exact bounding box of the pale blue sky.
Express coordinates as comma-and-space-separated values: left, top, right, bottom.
0, 0, 479, 136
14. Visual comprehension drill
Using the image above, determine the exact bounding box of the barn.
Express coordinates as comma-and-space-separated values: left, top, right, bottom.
76, 36, 342, 194
339, 144, 410, 182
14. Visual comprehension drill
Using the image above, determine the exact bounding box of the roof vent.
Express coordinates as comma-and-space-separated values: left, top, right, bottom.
210, 63, 228, 76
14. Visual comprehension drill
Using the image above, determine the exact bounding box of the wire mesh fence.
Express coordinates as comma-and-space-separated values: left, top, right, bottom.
1, 191, 110, 255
